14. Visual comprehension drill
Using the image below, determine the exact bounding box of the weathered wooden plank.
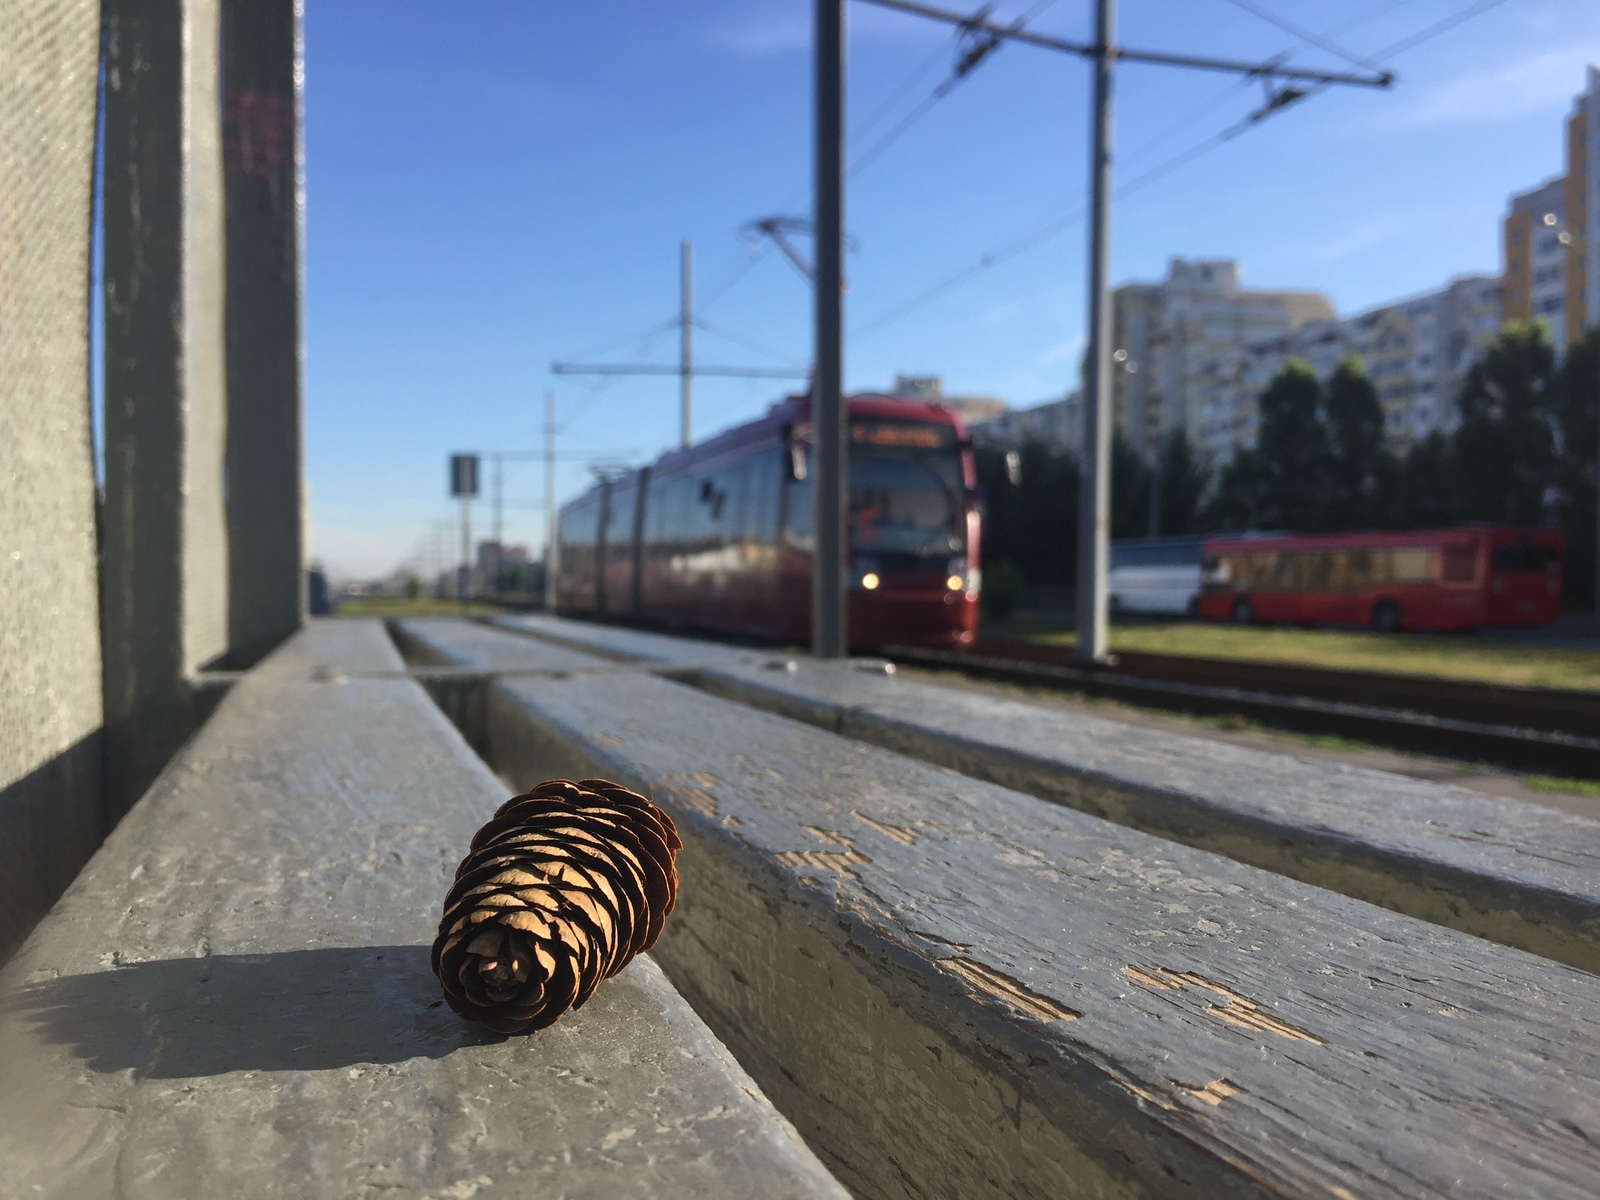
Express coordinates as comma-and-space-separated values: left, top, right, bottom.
476, 616, 1600, 976
491, 612, 758, 667
0, 620, 846, 1200
473, 663, 1600, 1200
689, 656, 1600, 976
395, 615, 617, 672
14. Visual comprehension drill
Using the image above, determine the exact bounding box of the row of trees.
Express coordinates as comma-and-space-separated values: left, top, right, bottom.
975, 322, 1600, 609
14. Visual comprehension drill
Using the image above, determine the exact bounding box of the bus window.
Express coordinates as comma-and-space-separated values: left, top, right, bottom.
1492, 545, 1560, 572
1392, 547, 1430, 584
1441, 545, 1477, 583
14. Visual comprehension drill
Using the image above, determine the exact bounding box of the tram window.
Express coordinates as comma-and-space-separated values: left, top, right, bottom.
785, 450, 814, 547
745, 450, 782, 545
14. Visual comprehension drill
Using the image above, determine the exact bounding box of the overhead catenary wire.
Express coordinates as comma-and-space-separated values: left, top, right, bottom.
853, 0, 1515, 340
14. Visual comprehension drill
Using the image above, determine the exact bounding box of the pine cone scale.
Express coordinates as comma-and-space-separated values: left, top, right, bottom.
432, 778, 681, 1034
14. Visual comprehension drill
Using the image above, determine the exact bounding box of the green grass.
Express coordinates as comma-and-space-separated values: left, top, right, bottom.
1524, 776, 1600, 798
332, 595, 508, 619
1010, 622, 1600, 691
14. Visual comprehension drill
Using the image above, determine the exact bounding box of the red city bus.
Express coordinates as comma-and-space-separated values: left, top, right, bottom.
1197, 526, 1565, 632
554, 393, 980, 650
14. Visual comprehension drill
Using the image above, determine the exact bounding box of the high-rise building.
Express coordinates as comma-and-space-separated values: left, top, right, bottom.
1207, 275, 1502, 458
968, 391, 1082, 455
1112, 259, 1334, 462
889, 374, 1007, 429
1502, 66, 1600, 356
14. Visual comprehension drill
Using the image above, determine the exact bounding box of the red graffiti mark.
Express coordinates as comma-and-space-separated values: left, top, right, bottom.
224, 90, 294, 178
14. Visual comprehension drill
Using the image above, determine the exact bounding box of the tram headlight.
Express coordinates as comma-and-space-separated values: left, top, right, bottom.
948, 556, 979, 597
862, 572, 881, 591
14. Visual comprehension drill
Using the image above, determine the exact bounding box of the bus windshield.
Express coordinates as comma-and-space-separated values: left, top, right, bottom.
849, 422, 964, 561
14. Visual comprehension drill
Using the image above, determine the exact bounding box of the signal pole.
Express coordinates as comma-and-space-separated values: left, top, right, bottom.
1074, 0, 1115, 665
680, 241, 693, 449
814, 0, 847, 660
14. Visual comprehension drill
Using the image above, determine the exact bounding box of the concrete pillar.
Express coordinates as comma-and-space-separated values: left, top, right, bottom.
0, 0, 108, 959
101, 0, 231, 817
222, 0, 305, 665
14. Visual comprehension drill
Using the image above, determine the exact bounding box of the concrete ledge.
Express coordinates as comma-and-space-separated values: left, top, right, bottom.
488, 615, 1600, 976
449, 652, 1600, 1198
0, 621, 845, 1199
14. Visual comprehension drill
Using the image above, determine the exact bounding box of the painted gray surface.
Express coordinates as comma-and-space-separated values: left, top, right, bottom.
693, 657, 1600, 974
101, 0, 232, 816
0, 621, 846, 1199
477, 666, 1600, 1199
0, 0, 108, 963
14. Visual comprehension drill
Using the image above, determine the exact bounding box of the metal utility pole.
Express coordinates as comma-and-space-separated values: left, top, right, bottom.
680, 241, 694, 448
814, 0, 847, 659
1074, 0, 1115, 664
491, 455, 504, 599
544, 389, 558, 612
855, 0, 1391, 663
459, 494, 472, 615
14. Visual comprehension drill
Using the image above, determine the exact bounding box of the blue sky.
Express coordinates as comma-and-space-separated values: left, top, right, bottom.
304, 0, 1600, 579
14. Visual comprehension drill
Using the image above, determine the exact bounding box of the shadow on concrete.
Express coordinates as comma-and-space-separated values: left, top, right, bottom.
0, 733, 104, 965
5, 944, 502, 1077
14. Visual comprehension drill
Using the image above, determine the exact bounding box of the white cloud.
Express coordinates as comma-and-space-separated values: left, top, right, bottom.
1391, 46, 1600, 130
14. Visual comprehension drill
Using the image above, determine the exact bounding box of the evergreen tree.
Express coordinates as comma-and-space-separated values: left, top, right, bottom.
1153, 427, 1210, 536
974, 440, 1078, 584
1555, 325, 1600, 608
1249, 360, 1334, 531
1111, 430, 1151, 539
1323, 356, 1390, 529
1453, 321, 1557, 524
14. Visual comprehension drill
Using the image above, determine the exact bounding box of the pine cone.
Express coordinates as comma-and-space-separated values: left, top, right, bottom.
431, 778, 682, 1034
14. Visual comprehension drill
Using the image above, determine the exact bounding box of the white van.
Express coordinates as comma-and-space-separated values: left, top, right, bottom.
1108, 536, 1205, 617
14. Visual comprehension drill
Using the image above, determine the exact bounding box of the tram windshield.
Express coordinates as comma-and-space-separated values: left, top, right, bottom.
848, 421, 964, 561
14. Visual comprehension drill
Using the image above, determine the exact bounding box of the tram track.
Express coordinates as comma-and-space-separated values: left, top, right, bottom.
883, 640, 1600, 778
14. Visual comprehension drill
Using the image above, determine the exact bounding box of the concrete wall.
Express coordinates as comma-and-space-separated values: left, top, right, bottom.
101, 0, 231, 817
0, 1, 108, 961
1, 0, 306, 960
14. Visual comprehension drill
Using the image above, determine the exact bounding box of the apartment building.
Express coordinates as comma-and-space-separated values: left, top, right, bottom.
1503, 66, 1600, 356
969, 391, 1082, 456
1112, 258, 1334, 462
1201, 274, 1503, 459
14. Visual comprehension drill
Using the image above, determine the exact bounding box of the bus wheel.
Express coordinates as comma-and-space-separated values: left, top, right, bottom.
1231, 597, 1254, 624
1372, 599, 1401, 633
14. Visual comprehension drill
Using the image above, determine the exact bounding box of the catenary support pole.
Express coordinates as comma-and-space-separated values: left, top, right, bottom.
1074, 0, 1115, 665
459, 493, 472, 616
492, 455, 504, 599
544, 389, 558, 612
813, 0, 847, 659
680, 241, 693, 449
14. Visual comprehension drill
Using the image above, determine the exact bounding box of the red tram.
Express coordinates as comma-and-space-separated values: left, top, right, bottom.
1196, 526, 1565, 632
554, 393, 981, 649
